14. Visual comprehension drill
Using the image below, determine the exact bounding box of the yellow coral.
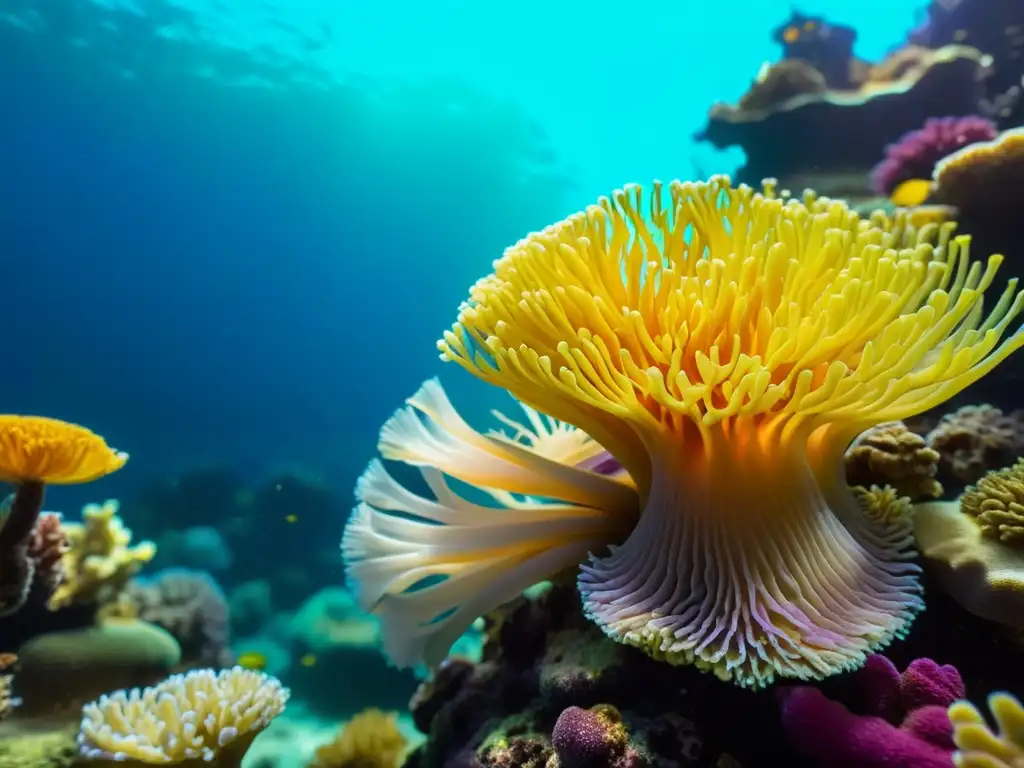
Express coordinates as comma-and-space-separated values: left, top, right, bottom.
934, 127, 1024, 211
845, 422, 943, 500
949, 692, 1024, 767
915, 461, 1024, 628
78, 667, 288, 767
0, 416, 127, 484
309, 708, 407, 768
344, 173, 1024, 691
47, 500, 155, 610
852, 485, 913, 526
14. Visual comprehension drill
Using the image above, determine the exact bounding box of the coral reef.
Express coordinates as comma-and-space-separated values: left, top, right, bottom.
349, 176, 1024, 689
696, 46, 991, 193
550, 704, 636, 768
107, 567, 233, 669
778, 654, 963, 767
771, 11, 864, 90
14, 618, 181, 716
77, 666, 289, 766
845, 421, 943, 501
870, 115, 998, 196
949, 692, 1024, 767
48, 499, 155, 610
915, 460, 1024, 628
0, 654, 15, 721
925, 405, 1024, 487
0, 721, 77, 768
308, 708, 408, 768
0, 416, 127, 616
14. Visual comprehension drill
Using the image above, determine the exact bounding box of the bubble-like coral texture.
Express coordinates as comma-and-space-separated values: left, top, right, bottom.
439, 175, 1024, 687
960, 459, 1024, 545
949, 692, 1024, 768
48, 500, 155, 610
342, 377, 637, 668
0, 416, 127, 484
870, 115, 998, 196
78, 666, 288, 765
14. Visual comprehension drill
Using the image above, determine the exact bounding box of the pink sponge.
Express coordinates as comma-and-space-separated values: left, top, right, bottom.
778, 654, 964, 767
870, 116, 998, 196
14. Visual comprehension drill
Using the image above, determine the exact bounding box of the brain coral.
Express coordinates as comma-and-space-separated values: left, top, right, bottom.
345, 176, 1024, 688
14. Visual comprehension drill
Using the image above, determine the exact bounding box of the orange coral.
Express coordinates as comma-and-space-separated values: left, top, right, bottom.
0, 416, 127, 485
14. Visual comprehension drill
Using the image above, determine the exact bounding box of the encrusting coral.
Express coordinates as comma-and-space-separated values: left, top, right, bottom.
48, 499, 155, 610
845, 421, 943, 501
308, 708, 408, 768
77, 666, 289, 767
347, 174, 1024, 689
0, 416, 127, 616
926, 404, 1024, 487
915, 460, 1024, 628
949, 691, 1024, 768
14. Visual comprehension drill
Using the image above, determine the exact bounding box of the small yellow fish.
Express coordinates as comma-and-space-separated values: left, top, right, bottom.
284, 514, 298, 524
299, 653, 317, 668
236, 651, 268, 671
890, 178, 933, 208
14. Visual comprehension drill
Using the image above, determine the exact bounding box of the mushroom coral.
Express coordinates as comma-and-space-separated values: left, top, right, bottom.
423, 175, 1024, 688
0, 416, 127, 616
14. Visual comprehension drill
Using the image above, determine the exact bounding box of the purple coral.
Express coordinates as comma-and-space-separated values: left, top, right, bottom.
778, 654, 964, 767
871, 115, 998, 196
552, 706, 618, 767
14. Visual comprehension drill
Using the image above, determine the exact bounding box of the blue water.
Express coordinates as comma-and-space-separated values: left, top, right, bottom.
1, 0, 925, 506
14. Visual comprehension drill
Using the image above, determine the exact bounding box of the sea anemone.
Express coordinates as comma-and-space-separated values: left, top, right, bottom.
949, 692, 1024, 768
77, 666, 288, 766
426, 176, 1024, 688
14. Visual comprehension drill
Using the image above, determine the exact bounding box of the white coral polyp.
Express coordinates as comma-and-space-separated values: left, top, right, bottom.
78, 667, 289, 763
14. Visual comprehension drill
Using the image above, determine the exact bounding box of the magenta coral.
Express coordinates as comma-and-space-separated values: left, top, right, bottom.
552, 706, 618, 767
778, 655, 964, 767
870, 115, 998, 195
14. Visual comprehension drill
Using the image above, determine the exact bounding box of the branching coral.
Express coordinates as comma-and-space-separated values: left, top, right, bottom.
949, 692, 1024, 767
845, 422, 942, 500
48, 500, 155, 610
422, 175, 1024, 688
343, 378, 638, 668
926, 405, 1024, 486
0, 416, 127, 616
915, 460, 1024, 627
308, 708, 407, 768
78, 667, 288, 767
870, 116, 998, 197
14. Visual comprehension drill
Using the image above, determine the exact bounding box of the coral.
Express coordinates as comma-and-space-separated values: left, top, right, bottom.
111, 568, 233, 668
870, 115, 998, 197
933, 127, 1024, 213
14, 618, 181, 716
155, 525, 233, 572
0, 654, 15, 721
852, 485, 914, 527
696, 45, 991, 191
914, 461, 1024, 628
354, 176, 1024, 689
77, 667, 289, 767
550, 705, 628, 767
308, 708, 408, 768
25, 511, 68, 597
290, 587, 380, 653
0, 417, 127, 617
0, 722, 78, 768
949, 692, 1024, 767
735, 60, 827, 114
926, 405, 1024, 487
48, 499, 155, 610
778, 654, 963, 767
845, 422, 943, 501
771, 11, 862, 89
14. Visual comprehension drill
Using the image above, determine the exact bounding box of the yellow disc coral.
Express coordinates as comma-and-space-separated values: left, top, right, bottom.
430, 176, 1024, 687
0, 416, 127, 485
78, 667, 289, 767
950, 692, 1024, 767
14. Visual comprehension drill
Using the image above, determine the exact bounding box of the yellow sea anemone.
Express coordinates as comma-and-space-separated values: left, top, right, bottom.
343, 378, 637, 667
0, 416, 127, 485
428, 175, 1024, 688
77, 667, 288, 766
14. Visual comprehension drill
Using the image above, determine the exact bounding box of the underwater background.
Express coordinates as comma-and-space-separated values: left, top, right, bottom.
7, 0, 1024, 767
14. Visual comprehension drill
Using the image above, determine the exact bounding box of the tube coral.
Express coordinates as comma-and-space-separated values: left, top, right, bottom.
343, 378, 637, 668
432, 176, 1024, 687
77, 667, 288, 767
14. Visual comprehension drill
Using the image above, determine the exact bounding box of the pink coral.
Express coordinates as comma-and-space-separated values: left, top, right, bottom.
26, 512, 68, 595
870, 115, 998, 195
778, 655, 964, 767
